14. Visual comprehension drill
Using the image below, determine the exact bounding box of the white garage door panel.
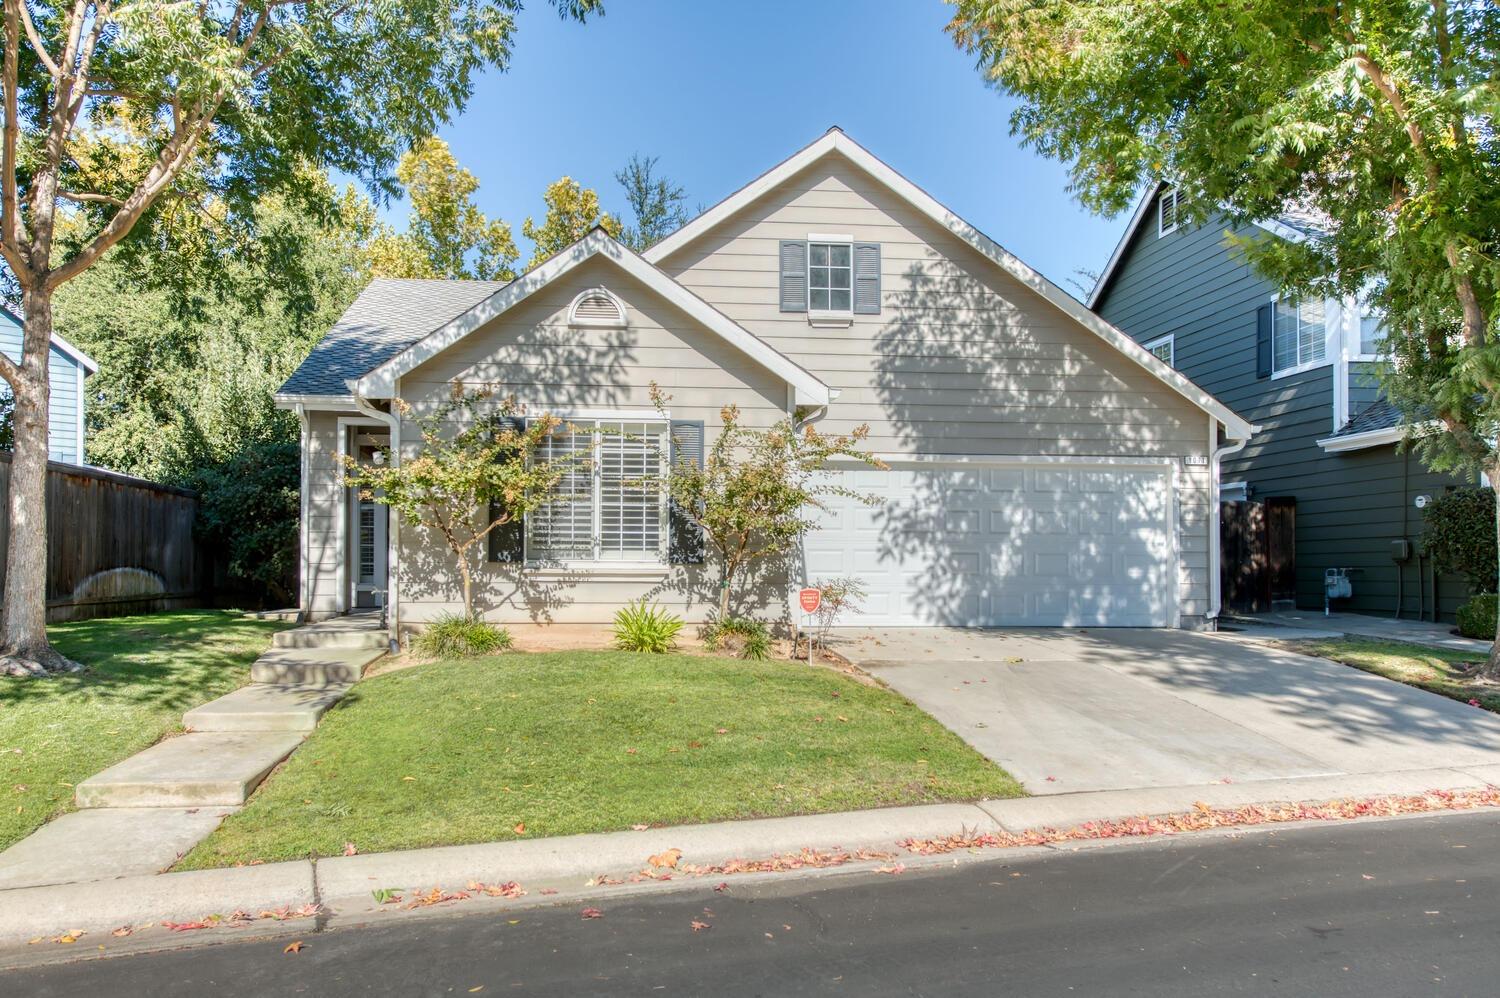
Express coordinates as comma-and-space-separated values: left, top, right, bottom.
805, 465, 1174, 627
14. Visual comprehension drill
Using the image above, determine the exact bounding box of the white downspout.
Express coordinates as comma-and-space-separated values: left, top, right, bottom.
352, 394, 401, 653
1208, 425, 1253, 628
294, 403, 310, 620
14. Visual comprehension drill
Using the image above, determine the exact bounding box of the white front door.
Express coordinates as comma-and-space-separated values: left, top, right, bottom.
804, 463, 1175, 627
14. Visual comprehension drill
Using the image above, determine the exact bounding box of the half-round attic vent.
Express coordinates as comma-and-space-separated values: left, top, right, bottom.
568, 287, 628, 328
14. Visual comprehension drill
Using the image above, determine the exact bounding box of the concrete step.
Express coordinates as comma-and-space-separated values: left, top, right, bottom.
183, 683, 351, 733
272, 621, 389, 650
250, 646, 384, 685
74, 732, 305, 809
245, 608, 304, 623
0, 807, 238, 890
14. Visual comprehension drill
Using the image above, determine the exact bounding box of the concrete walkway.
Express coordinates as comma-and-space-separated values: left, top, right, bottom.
832, 627, 1500, 796
0, 615, 386, 891
1225, 609, 1490, 655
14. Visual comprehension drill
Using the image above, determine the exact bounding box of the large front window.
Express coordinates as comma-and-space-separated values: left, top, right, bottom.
526, 420, 667, 564
1272, 297, 1326, 374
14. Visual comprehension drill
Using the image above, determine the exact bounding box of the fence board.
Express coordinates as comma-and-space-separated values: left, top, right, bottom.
0, 453, 207, 621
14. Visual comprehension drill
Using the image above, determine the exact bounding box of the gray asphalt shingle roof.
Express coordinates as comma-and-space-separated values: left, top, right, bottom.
1333, 397, 1401, 438
278, 277, 509, 397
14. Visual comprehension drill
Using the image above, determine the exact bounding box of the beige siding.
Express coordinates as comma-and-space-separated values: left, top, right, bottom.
395, 256, 792, 630
657, 152, 1214, 624
304, 409, 349, 618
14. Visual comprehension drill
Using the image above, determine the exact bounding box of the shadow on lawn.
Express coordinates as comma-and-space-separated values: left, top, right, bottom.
0, 610, 283, 711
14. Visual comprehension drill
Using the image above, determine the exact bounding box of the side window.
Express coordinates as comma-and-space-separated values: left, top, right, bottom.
1144, 334, 1174, 367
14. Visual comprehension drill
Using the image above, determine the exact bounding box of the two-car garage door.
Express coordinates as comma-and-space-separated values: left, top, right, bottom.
804, 463, 1176, 627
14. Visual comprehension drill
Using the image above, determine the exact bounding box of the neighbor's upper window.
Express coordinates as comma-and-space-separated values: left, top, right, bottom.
1158, 187, 1185, 236
1273, 296, 1326, 373
808, 242, 853, 313
526, 420, 667, 565
1144, 334, 1174, 367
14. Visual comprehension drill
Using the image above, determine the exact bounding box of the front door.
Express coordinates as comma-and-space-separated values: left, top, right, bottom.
351, 496, 388, 609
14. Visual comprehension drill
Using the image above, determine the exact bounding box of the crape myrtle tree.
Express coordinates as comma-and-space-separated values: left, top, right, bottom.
0, 0, 601, 676
948, 0, 1500, 672
652, 384, 887, 621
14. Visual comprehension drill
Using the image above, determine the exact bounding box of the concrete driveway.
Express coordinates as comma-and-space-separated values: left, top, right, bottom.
833, 627, 1500, 795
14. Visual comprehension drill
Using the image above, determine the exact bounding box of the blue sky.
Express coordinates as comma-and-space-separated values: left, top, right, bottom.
403, 0, 1126, 293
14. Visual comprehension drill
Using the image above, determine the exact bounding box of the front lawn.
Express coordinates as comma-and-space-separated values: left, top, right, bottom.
0, 610, 288, 852
1283, 637, 1498, 711
179, 651, 1022, 868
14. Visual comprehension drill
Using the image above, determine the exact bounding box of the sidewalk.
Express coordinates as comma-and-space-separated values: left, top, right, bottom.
5, 763, 1500, 963
1223, 609, 1489, 655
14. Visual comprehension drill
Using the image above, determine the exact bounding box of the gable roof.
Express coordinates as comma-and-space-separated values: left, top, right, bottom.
352, 229, 831, 406
1086, 182, 1330, 309
646, 129, 1253, 440
0, 306, 98, 374
277, 277, 510, 400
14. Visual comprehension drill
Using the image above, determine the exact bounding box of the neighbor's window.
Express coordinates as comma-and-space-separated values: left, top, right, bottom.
1358, 307, 1384, 357
808, 242, 852, 313
526, 420, 667, 564
1144, 334, 1174, 367
1272, 296, 1326, 373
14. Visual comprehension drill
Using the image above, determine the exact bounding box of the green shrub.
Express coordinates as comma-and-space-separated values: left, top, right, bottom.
1423, 488, 1497, 594
702, 617, 771, 660
612, 600, 684, 654
1457, 594, 1499, 640
412, 613, 513, 658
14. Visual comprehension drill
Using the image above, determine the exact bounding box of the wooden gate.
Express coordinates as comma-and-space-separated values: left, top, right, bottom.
1220, 497, 1298, 613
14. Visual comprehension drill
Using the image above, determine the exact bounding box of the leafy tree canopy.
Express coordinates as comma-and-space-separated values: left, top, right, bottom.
616, 153, 689, 251
522, 176, 621, 267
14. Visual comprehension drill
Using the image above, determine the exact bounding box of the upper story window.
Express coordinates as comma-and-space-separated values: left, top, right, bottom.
779, 238, 880, 317
1143, 334, 1174, 367
1158, 187, 1185, 236
1272, 296, 1326, 373
808, 241, 852, 313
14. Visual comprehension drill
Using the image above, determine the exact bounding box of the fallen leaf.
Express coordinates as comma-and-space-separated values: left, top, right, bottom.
713, 882, 730, 892
110, 926, 132, 938
876, 864, 906, 875
690, 920, 712, 932
625, 748, 638, 755
401, 776, 416, 782
513, 822, 527, 835
1362, 874, 1374, 880
631, 824, 649, 831
539, 888, 558, 895
581, 907, 604, 920
54, 931, 83, 944
1045, 776, 1057, 783
715, 728, 728, 735
469, 988, 484, 993
342, 842, 358, 856
648, 847, 683, 870
283, 940, 304, 954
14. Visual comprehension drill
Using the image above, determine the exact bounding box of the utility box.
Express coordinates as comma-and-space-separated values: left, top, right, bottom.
1390, 539, 1411, 563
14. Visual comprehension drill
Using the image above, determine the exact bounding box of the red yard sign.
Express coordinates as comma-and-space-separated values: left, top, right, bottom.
798, 588, 821, 614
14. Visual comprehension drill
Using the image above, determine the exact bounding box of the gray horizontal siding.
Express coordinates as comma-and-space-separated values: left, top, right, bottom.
1097, 197, 1473, 619
0, 319, 86, 464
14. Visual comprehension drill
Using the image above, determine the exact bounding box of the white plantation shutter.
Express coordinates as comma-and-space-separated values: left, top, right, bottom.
526, 428, 596, 561
598, 422, 664, 559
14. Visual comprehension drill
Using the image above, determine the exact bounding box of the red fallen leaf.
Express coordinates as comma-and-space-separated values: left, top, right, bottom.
467, 881, 526, 899
580, 907, 604, 920
690, 920, 712, 932
161, 920, 211, 932
876, 864, 906, 875
1044, 776, 1057, 782
715, 728, 728, 735
1469, 699, 1483, 707
713, 882, 730, 892
342, 842, 358, 856
513, 822, 527, 835
283, 940, 305, 954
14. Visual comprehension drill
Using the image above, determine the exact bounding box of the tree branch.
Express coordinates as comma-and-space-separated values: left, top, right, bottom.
57, 189, 125, 206
16, 1, 61, 78
1, 0, 26, 262
0, 347, 21, 389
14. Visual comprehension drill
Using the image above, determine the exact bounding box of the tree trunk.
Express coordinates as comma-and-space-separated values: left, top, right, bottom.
0, 287, 79, 676
458, 551, 474, 621
718, 563, 732, 620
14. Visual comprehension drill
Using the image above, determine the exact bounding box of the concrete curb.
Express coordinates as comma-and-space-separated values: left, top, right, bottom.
4, 765, 1499, 951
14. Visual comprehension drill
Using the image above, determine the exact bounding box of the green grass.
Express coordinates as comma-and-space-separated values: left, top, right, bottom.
179, 651, 1022, 868
1284, 637, 1499, 711
0, 610, 288, 851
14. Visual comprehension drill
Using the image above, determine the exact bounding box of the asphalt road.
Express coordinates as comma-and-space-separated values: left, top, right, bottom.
9, 811, 1500, 996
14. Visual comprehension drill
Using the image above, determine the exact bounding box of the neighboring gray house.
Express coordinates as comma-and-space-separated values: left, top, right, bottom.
0, 307, 96, 465
1090, 184, 1472, 620
276, 130, 1253, 640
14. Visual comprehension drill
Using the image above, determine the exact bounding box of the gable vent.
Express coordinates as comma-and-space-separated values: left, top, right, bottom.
568, 287, 628, 328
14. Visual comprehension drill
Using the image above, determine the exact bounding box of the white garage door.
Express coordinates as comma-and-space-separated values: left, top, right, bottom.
804, 463, 1175, 627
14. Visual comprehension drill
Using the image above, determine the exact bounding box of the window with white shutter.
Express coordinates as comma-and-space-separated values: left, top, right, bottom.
526, 419, 668, 565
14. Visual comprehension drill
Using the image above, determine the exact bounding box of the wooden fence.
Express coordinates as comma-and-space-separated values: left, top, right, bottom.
0, 452, 208, 621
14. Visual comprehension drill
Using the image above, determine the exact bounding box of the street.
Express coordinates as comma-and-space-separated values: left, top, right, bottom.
8, 811, 1500, 996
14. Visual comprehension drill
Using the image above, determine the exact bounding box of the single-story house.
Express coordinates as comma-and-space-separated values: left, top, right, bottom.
0, 307, 97, 465
275, 129, 1253, 639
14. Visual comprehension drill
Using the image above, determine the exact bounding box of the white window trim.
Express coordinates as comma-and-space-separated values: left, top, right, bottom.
1220, 480, 1249, 502
1269, 293, 1337, 380
806, 233, 854, 317
1143, 333, 1175, 367
1158, 188, 1181, 236
523, 413, 671, 569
